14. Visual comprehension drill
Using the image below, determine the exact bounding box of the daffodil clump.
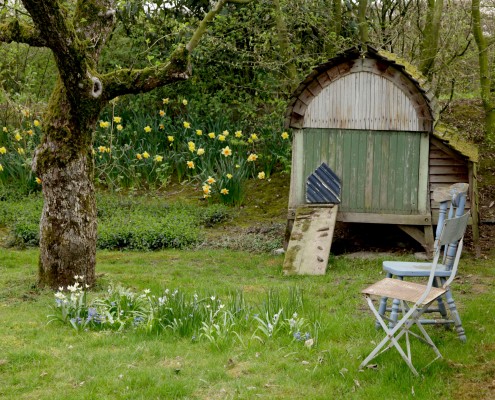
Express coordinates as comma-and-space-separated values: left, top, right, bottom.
0, 109, 43, 191
91, 97, 292, 200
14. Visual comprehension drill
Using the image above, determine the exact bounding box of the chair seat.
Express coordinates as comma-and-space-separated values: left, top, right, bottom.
383, 261, 452, 277
362, 278, 446, 306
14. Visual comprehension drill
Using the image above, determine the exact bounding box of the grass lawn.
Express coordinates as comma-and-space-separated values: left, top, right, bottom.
1, 247, 494, 399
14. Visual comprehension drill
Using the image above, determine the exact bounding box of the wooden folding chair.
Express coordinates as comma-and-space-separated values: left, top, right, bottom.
360, 212, 470, 376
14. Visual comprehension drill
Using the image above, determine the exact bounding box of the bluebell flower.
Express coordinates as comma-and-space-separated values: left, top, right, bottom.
294, 331, 302, 341
304, 332, 311, 340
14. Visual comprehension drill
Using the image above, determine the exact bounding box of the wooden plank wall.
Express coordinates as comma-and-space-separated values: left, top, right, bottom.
429, 141, 470, 222
303, 128, 422, 214
304, 71, 420, 131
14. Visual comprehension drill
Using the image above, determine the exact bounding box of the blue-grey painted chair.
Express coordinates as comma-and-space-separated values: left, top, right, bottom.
376, 183, 469, 342
361, 211, 470, 375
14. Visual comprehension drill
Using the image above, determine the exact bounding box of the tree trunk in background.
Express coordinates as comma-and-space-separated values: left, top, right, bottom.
358, 0, 369, 43
418, 0, 444, 79
34, 80, 99, 288
273, 0, 297, 93
472, 0, 495, 144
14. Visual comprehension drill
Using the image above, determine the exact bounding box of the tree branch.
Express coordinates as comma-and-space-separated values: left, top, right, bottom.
102, 0, 250, 101
186, 0, 251, 53
101, 45, 190, 101
0, 18, 47, 47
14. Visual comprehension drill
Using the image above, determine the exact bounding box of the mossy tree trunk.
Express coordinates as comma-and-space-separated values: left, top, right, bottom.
472, 0, 495, 145
418, 0, 444, 79
1, 0, 247, 289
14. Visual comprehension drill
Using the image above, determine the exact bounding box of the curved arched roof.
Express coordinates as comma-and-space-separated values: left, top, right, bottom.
285, 46, 437, 132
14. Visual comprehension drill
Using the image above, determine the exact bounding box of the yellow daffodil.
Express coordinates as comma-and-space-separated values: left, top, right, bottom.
144, 126, 152, 133
183, 121, 191, 129
113, 116, 122, 123
2, 127, 7, 132
226, 173, 233, 179
154, 155, 163, 162
21, 109, 30, 117
235, 164, 240, 168
162, 98, 169, 104
206, 176, 216, 184
281, 131, 289, 140
15, 133, 22, 141
250, 133, 258, 141
188, 141, 196, 152
117, 124, 123, 131
182, 99, 188, 106
136, 153, 143, 160
202, 184, 211, 194
98, 146, 107, 153
197, 148, 205, 156
221, 146, 232, 157
187, 161, 195, 169
99, 121, 110, 128
17, 147, 25, 155
247, 153, 258, 162
159, 124, 164, 130
0, 164, 3, 172
168, 136, 174, 142
33, 119, 40, 127
26, 129, 33, 136
92, 148, 96, 155
235, 130, 242, 138
159, 110, 165, 117
142, 151, 150, 159
0, 147, 6, 154
222, 130, 229, 136
221, 188, 229, 195
258, 171, 266, 180
218, 134, 226, 142
196, 129, 203, 136
35, 177, 42, 184
208, 132, 215, 139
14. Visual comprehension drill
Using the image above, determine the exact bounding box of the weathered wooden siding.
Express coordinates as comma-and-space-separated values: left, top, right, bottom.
302, 128, 422, 214
304, 72, 421, 131
429, 140, 471, 222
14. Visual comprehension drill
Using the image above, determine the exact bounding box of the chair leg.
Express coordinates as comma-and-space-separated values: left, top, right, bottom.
433, 278, 448, 320
388, 276, 403, 328
443, 286, 467, 342
376, 273, 393, 329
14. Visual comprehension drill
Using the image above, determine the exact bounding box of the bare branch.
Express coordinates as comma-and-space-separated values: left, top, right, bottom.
0, 18, 47, 47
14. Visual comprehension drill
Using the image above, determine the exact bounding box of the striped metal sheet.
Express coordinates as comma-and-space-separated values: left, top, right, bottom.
306, 163, 341, 204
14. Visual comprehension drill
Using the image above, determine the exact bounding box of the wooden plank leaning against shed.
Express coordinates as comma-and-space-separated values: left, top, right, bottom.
283, 205, 339, 276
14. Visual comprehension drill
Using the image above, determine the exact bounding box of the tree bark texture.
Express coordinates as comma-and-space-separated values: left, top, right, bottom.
0, 0, 246, 289
418, 0, 444, 79
472, 0, 495, 144
34, 81, 98, 288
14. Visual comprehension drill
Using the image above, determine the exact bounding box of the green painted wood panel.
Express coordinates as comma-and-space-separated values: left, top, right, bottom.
302, 128, 423, 214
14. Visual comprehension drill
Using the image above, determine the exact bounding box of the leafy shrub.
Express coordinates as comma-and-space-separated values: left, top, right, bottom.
97, 209, 201, 250
1, 194, 230, 250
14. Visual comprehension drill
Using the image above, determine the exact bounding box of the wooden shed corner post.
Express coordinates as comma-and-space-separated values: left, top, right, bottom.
285, 129, 305, 249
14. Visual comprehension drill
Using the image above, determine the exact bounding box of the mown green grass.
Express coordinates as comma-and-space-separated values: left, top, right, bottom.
1, 248, 494, 399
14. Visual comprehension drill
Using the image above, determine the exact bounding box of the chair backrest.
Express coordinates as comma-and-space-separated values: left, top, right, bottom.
419, 211, 470, 304
434, 211, 470, 287
432, 183, 469, 269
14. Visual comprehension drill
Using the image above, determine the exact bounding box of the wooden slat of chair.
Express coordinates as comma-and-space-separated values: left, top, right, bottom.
362, 278, 446, 305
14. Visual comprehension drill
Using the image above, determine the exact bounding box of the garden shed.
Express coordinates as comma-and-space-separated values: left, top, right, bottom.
284, 46, 479, 259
